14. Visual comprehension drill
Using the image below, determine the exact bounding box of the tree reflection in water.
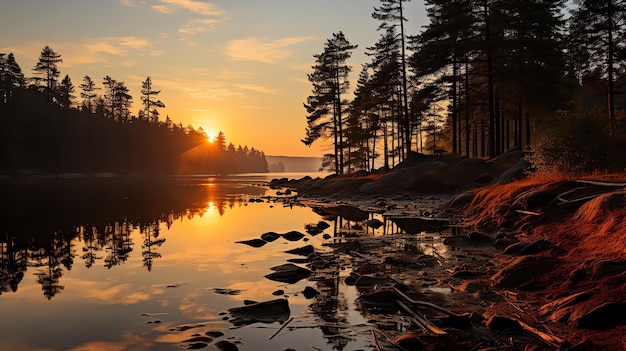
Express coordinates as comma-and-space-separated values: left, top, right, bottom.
0, 177, 266, 299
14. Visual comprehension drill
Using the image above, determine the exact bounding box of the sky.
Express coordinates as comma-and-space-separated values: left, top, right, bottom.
0, 0, 427, 157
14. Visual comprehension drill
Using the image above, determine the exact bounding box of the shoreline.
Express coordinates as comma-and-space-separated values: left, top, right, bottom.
271, 169, 626, 350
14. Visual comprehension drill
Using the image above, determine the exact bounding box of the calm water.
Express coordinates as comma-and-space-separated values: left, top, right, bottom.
0, 173, 387, 351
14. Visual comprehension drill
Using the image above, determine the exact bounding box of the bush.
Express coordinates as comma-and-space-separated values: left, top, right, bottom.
526, 107, 618, 175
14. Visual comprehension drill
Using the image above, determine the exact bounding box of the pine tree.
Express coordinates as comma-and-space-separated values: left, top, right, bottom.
570, 0, 626, 135
57, 74, 75, 109
303, 32, 357, 174
0, 53, 26, 102
140, 76, 165, 124
80, 75, 99, 114
373, 0, 412, 157
32, 46, 63, 102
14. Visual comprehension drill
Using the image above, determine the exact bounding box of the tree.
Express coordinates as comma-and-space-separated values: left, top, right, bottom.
102, 75, 117, 119
570, 0, 626, 135
373, 0, 412, 157
0, 53, 26, 103
411, 0, 476, 155
303, 32, 357, 174
496, 0, 566, 149
367, 27, 405, 165
113, 81, 132, 122
57, 74, 75, 109
140, 76, 165, 124
32, 46, 63, 102
80, 75, 99, 114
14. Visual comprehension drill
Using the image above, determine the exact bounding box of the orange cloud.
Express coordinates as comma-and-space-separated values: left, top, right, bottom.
155, 0, 225, 16
226, 36, 314, 64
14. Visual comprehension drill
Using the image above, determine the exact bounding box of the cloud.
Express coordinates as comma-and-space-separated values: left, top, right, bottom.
158, 78, 244, 100
218, 70, 255, 80
154, 0, 224, 16
82, 36, 150, 56
225, 37, 314, 64
234, 83, 281, 95
179, 18, 221, 35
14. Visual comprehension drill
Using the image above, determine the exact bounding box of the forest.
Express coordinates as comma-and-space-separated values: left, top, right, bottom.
0, 48, 269, 175
304, 0, 626, 175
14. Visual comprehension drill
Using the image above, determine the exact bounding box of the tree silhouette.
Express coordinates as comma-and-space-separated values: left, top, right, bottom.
80, 75, 99, 114
32, 46, 63, 103
303, 32, 357, 174
140, 76, 165, 124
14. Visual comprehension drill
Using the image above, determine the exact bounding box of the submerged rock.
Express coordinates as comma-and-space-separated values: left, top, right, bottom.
214, 340, 240, 351
281, 231, 305, 241
285, 245, 314, 256
260, 232, 281, 242
265, 263, 312, 284
228, 298, 290, 324
235, 238, 267, 248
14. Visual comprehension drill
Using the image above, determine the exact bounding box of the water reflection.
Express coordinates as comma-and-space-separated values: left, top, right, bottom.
0, 177, 266, 299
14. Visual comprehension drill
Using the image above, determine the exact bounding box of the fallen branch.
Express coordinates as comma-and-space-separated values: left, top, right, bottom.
269, 317, 293, 340
397, 300, 447, 335
393, 285, 463, 318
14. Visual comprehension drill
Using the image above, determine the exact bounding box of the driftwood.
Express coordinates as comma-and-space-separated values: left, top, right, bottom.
393, 286, 463, 318
396, 300, 448, 335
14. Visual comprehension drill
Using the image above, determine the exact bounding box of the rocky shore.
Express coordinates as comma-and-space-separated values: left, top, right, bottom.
267, 151, 626, 350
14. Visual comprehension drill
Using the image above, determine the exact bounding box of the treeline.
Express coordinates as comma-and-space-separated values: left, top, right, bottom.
0, 47, 268, 174
304, 0, 626, 174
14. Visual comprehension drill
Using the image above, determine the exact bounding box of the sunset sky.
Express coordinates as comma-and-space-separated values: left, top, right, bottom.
0, 0, 427, 157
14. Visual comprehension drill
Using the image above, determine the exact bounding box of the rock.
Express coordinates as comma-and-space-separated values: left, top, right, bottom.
205, 331, 224, 338
358, 289, 399, 307
305, 225, 322, 235
281, 231, 305, 241
302, 286, 318, 299
228, 298, 290, 324
576, 302, 626, 329
285, 245, 314, 256
235, 238, 267, 248
260, 232, 281, 242
491, 256, 558, 289
214, 340, 240, 351
317, 221, 331, 230
394, 333, 424, 350
495, 160, 530, 184
265, 264, 312, 284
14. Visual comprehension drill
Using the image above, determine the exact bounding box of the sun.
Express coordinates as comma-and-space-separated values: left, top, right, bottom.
202, 128, 219, 143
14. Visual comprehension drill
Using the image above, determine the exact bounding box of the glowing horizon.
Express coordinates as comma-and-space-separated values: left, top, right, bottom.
0, 0, 428, 157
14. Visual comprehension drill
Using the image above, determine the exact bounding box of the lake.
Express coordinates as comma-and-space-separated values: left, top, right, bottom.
0, 173, 402, 351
